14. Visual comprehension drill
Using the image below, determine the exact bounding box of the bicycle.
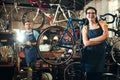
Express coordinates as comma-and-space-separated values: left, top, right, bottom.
100, 13, 120, 80
100, 13, 120, 37
100, 13, 120, 64
0, 0, 20, 32
37, 17, 84, 66
22, 0, 76, 31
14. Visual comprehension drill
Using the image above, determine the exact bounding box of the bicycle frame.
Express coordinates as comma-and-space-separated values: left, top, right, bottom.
34, 3, 72, 24
22, 0, 76, 29
59, 17, 84, 49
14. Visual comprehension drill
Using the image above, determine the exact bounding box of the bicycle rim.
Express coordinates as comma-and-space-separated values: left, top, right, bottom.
57, 10, 76, 28
22, 9, 45, 30
111, 40, 120, 66
37, 26, 75, 65
64, 62, 82, 80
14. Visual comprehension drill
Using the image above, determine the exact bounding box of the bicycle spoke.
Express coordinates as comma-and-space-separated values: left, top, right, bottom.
64, 62, 82, 80
37, 26, 75, 65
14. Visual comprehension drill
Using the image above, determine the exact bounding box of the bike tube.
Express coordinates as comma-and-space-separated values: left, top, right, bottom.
57, 10, 76, 27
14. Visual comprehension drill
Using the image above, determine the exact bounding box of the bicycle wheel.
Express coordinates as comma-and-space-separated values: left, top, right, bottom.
64, 62, 82, 80
37, 26, 75, 65
22, 8, 45, 30
111, 40, 120, 66
57, 10, 76, 27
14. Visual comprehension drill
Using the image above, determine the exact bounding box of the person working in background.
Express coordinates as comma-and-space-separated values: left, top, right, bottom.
81, 6, 108, 80
21, 20, 39, 69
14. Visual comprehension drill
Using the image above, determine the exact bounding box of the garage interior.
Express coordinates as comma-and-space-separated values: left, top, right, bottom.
0, 0, 120, 80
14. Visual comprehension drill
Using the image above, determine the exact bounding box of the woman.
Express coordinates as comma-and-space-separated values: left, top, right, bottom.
81, 6, 108, 80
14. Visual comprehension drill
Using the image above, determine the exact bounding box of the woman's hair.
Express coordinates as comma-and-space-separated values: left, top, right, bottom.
84, 6, 99, 25
85, 6, 97, 14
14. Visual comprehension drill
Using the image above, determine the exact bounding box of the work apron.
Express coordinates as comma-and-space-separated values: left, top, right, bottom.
24, 31, 37, 66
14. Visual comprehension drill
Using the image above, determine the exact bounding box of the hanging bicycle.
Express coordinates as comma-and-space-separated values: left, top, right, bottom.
22, 0, 76, 31
37, 17, 84, 65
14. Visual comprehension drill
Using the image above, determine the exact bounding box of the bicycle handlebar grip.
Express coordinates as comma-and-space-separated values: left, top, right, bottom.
100, 13, 117, 24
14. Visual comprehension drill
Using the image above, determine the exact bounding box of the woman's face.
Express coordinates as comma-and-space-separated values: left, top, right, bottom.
86, 9, 97, 21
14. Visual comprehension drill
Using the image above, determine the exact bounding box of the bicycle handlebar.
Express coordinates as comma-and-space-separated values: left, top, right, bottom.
100, 13, 117, 24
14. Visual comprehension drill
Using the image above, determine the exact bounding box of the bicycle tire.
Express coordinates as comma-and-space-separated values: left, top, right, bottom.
37, 26, 75, 65
22, 8, 45, 30
64, 62, 82, 80
57, 10, 76, 28
111, 40, 120, 66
